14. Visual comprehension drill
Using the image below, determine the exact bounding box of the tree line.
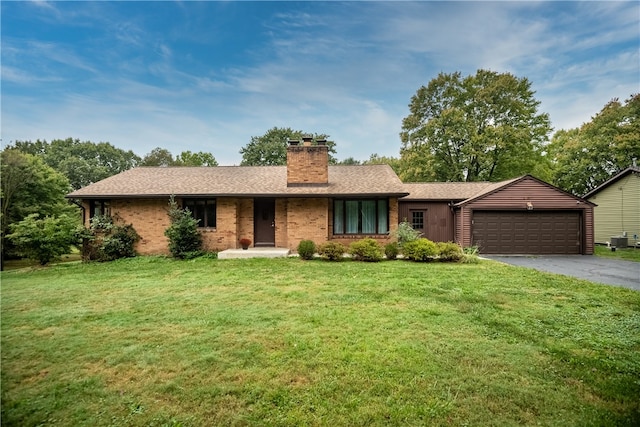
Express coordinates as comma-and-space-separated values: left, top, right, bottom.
2, 69, 638, 266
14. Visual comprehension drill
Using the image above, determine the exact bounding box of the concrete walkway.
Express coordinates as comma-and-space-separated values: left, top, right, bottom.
486, 255, 640, 291
218, 247, 291, 259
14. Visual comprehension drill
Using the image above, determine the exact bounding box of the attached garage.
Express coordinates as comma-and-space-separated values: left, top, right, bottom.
455, 175, 595, 255
472, 210, 582, 254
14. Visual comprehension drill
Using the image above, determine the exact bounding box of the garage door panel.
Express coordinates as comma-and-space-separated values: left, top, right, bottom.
473, 211, 581, 254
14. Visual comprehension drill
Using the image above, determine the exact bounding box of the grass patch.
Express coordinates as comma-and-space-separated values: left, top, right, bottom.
2, 257, 639, 426
595, 245, 640, 262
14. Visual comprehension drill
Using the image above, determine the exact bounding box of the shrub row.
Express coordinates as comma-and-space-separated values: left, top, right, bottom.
297, 238, 475, 263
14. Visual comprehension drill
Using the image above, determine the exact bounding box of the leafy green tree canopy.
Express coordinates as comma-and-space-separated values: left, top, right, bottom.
140, 147, 175, 167
141, 148, 218, 167
240, 127, 337, 166
549, 94, 640, 195
1, 149, 75, 231
7, 213, 79, 265
174, 150, 219, 166
11, 138, 141, 190
1, 149, 78, 265
400, 70, 552, 182
363, 153, 405, 176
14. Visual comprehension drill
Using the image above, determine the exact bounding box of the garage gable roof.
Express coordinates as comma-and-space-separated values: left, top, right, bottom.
582, 166, 640, 199
454, 175, 594, 207
66, 165, 409, 198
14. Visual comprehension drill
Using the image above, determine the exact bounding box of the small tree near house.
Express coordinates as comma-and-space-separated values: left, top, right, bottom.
164, 195, 203, 259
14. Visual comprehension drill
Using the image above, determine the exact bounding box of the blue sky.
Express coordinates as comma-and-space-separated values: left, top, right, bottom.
2, 1, 638, 165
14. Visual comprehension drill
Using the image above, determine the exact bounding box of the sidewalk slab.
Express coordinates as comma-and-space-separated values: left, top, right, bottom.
218, 248, 291, 259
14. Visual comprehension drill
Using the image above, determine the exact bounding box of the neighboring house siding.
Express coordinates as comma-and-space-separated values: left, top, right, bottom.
587, 173, 640, 245
456, 177, 594, 254
399, 201, 455, 242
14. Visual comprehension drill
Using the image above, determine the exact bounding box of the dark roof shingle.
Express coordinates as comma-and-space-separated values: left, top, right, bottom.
67, 165, 409, 198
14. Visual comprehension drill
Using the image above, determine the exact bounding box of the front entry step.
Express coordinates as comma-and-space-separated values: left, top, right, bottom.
218, 248, 290, 259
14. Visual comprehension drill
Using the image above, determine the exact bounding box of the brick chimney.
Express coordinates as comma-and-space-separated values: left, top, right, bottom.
286, 136, 329, 186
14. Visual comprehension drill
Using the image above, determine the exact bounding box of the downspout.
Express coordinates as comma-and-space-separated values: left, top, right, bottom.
70, 199, 86, 226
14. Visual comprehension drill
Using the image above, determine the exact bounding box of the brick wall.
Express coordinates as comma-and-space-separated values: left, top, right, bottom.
82, 195, 400, 255
237, 198, 253, 248
108, 198, 171, 254
275, 199, 288, 247
286, 198, 329, 250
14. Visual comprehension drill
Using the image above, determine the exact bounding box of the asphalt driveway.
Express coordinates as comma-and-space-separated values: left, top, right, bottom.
485, 255, 640, 291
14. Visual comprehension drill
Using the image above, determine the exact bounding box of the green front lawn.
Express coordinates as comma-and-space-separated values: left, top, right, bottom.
2, 257, 639, 426
595, 244, 640, 262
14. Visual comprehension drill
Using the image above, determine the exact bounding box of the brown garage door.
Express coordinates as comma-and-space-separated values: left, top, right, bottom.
472, 211, 582, 254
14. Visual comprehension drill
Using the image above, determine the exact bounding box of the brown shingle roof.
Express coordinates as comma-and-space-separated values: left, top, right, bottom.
400, 182, 495, 201
67, 165, 409, 198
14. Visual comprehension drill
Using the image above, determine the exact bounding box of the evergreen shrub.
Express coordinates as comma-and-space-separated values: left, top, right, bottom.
297, 240, 316, 260
164, 196, 203, 259
317, 241, 346, 261
437, 242, 463, 262
350, 238, 383, 262
384, 242, 399, 260
402, 238, 438, 262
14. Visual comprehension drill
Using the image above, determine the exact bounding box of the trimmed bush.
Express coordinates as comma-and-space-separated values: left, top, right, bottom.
384, 242, 399, 260
350, 238, 383, 262
402, 238, 438, 262
297, 239, 316, 260
317, 241, 346, 261
437, 241, 463, 262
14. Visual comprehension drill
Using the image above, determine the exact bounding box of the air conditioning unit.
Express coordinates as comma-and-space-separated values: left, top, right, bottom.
610, 236, 628, 248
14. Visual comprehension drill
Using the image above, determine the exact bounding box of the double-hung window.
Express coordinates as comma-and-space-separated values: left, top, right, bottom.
184, 199, 216, 228
333, 199, 388, 235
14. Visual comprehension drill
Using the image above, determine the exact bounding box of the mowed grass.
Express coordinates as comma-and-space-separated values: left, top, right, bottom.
1, 257, 639, 426
594, 245, 640, 262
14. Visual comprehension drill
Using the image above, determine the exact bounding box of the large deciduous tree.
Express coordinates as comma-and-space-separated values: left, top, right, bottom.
240, 127, 337, 166
399, 70, 552, 182
11, 138, 141, 190
549, 94, 640, 195
1, 149, 78, 266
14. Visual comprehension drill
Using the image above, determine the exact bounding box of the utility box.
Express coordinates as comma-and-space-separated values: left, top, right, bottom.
610, 236, 628, 247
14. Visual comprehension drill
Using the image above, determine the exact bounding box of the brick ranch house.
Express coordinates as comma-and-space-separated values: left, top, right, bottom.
68, 139, 595, 255
68, 139, 408, 254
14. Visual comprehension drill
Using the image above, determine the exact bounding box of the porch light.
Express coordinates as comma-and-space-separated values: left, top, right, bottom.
526, 201, 534, 210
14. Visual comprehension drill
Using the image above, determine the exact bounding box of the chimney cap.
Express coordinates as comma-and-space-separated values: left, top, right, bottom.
316, 138, 327, 146
288, 139, 300, 146
302, 135, 313, 141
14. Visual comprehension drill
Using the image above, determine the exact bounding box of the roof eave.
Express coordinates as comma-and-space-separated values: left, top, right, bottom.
67, 192, 410, 199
